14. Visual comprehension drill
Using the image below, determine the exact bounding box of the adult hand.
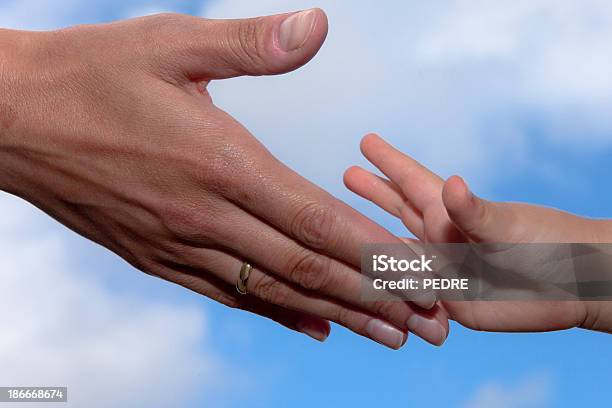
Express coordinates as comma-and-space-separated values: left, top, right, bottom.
0, 11, 448, 348
345, 134, 612, 333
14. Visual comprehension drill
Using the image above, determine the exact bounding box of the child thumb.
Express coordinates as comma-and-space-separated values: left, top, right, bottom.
442, 176, 510, 243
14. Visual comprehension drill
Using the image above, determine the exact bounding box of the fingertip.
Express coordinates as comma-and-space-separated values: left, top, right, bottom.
446, 175, 468, 191
442, 175, 471, 214
344, 165, 362, 177
183, 9, 330, 80
437, 311, 450, 345
312, 8, 329, 38
343, 166, 378, 199
304, 8, 329, 50
296, 316, 331, 342
343, 165, 364, 188
276, 8, 328, 62
401, 330, 409, 347
320, 319, 332, 339
406, 314, 448, 347
343, 166, 357, 188
362, 132, 381, 141
298, 8, 328, 60
300, 8, 328, 36
366, 319, 407, 350
360, 133, 382, 154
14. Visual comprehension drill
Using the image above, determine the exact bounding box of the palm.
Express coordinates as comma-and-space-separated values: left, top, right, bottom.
419, 203, 585, 332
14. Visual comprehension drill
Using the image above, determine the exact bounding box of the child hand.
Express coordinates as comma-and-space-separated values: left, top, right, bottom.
345, 134, 612, 334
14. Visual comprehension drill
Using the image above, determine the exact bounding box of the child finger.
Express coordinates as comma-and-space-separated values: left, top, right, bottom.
360, 133, 444, 212
344, 166, 425, 239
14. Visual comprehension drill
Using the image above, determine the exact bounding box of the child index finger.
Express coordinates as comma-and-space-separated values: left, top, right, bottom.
359, 133, 444, 212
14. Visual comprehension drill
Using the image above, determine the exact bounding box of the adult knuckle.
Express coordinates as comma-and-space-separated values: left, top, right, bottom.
196, 159, 231, 194
217, 293, 241, 309
288, 250, 333, 291
225, 19, 267, 73
185, 274, 243, 309
374, 301, 402, 322
251, 274, 291, 307
136, 13, 213, 81
192, 138, 250, 195
331, 306, 352, 327
145, 12, 186, 30
128, 254, 154, 276
160, 201, 217, 242
204, 288, 243, 310
291, 203, 336, 249
138, 13, 189, 47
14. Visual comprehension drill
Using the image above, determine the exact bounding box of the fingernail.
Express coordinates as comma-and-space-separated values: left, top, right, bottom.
366, 319, 406, 350
279, 9, 317, 51
406, 315, 447, 346
296, 319, 329, 342
413, 293, 437, 310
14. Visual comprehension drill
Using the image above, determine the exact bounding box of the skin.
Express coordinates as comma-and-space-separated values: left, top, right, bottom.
0, 11, 452, 349
345, 133, 612, 334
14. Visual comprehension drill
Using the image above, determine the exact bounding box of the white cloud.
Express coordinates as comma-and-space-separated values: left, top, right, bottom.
203, 0, 612, 193
464, 373, 552, 408
0, 193, 225, 407
413, 0, 612, 144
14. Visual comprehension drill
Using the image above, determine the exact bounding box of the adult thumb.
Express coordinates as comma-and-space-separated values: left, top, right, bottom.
442, 176, 514, 243
155, 9, 328, 80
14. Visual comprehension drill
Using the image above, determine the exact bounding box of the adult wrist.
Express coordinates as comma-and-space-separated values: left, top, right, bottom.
0, 29, 46, 197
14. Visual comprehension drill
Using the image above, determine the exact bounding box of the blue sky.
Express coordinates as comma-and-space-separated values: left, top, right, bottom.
1, 1, 612, 407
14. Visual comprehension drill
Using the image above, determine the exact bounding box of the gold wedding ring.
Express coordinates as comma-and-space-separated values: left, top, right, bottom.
236, 262, 252, 295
